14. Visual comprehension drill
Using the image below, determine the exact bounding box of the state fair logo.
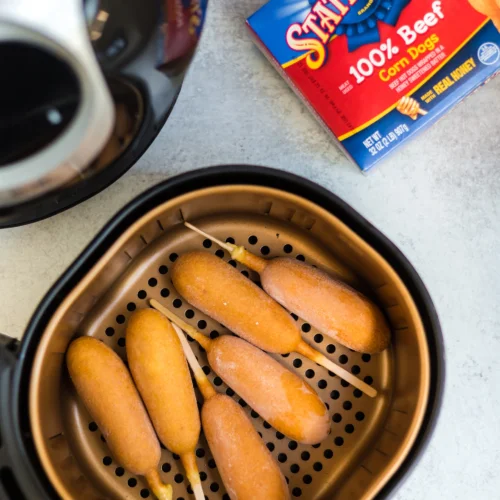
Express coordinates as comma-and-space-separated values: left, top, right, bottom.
286, 0, 411, 70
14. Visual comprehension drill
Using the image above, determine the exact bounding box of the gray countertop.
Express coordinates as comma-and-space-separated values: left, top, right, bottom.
1, 0, 499, 497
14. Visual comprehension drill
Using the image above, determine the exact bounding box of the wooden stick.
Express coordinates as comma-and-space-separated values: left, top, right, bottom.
168, 320, 216, 401
191, 482, 205, 500
180, 453, 205, 500
184, 221, 235, 253
184, 222, 268, 274
150, 299, 211, 350
145, 470, 173, 500
297, 341, 377, 398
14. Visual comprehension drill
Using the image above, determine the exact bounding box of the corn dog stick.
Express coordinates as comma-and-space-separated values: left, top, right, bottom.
146, 472, 174, 500
170, 322, 216, 400
151, 300, 331, 444
184, 222, 266, 273
150, 300, 211, 350
185, 221, 235, 252
295, 341, 376, 397
170, 323, 290, 500
126, 310, 205, 500
182, 455, 205, 500
171, 323, 206, 382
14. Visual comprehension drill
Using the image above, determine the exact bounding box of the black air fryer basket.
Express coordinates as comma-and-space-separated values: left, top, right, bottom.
0, 166, 443, 500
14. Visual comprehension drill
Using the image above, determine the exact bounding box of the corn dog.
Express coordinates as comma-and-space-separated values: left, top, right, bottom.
126, 309, 204, 500
260, 258, 390, 354
169, 322, 290, 500
66, 337, 172, 500
171, 251, 377, 397
150, 300, 330, 444
184, 222, 390, 354
203, 394, 290, 500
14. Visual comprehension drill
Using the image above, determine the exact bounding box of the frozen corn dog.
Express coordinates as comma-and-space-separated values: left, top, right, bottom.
203, 394, 289, 500
150, 301, 330, 444
168, 322, 290, 500
184, 222, 390, 354
170, 251, 377, 397
66, 337, 172, 500
126, 309, 204, 500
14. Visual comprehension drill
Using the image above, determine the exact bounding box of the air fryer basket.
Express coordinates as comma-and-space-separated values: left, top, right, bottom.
0, 166, 443, 500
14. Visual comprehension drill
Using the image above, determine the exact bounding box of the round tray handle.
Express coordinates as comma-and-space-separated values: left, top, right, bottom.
0, 332, 25, 499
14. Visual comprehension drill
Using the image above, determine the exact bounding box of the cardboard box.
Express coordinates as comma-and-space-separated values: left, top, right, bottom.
247, 0, 500, 172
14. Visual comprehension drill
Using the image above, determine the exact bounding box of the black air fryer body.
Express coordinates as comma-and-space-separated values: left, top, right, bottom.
0, 0, 207, 227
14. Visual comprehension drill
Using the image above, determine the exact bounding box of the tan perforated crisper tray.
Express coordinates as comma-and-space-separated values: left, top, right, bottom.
29, 185, 430, 500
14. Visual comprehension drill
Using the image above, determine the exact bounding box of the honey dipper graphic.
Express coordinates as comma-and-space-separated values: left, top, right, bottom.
469, 0, 500, 31
397, 96, 428, 120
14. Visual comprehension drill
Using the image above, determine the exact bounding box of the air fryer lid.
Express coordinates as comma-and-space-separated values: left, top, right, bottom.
0, 0, 115, 208
0, 0, 207, 227
21, 167, 442, 500
0, 43, 80, 167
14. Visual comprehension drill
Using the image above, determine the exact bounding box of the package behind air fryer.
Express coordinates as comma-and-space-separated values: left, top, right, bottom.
247, 0, 500, 172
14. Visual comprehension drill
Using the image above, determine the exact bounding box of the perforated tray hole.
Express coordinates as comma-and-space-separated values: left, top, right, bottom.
82, 228, 382, 499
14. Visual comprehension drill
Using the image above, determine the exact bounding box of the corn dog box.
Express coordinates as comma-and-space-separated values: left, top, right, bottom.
247, 0, 500, 172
